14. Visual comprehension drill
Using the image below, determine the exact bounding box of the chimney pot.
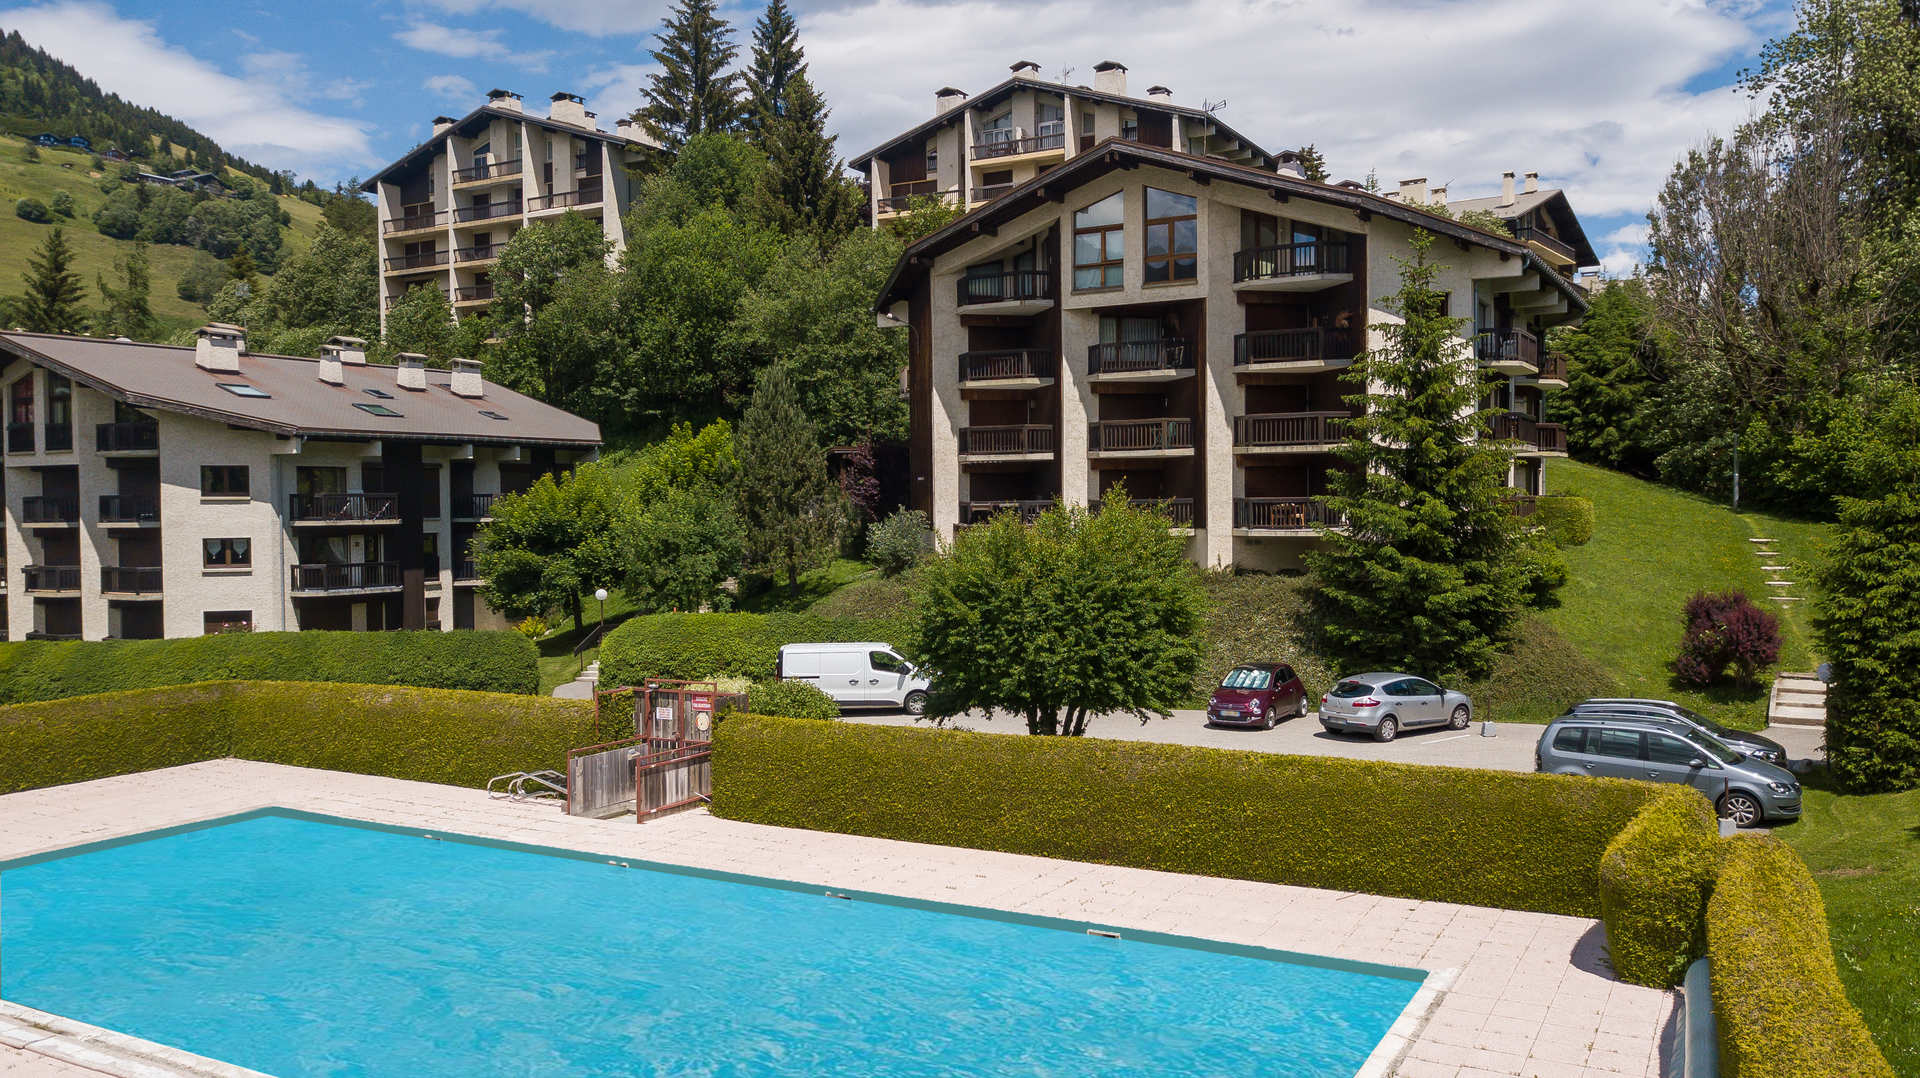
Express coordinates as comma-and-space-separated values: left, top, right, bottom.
450, 358, 485, 398
1275, 150, 1304, 178
318, 354, 344, 385
548, 92, 589, 126
1009, 60, 1041, 79
1092, 60, 1128, 96
1430, 185, 1447, 208
395, 352, 429, 392
486, 88, 522, 113
432, 115, 456, 136
1524, 170, 1539, 194
194, 323, 244, 373
1500, 170, 1516, 207
1397, 177, 1428, 206
320, 335, 366, 383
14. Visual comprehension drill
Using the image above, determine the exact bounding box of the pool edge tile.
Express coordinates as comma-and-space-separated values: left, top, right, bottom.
1355, 966, 1457, 1078
0, 1000, 272, 1078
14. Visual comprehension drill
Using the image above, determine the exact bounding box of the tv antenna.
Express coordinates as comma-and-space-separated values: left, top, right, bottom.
1201, 98, 1228, 114
1059, 66, 1074, 82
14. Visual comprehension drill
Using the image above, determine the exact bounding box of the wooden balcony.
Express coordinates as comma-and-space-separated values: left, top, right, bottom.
453, 283, 495, 306
453, 200, 521, 224
528, 186, 603, 212
1513, 226, 1577, 266
1088, 418, 1194, 458
383, 249, 449, 273
1527, 352, 1570, 389
20, 496, 78, 525
971, 128, 1066, 161
1233, 497, 1343, 534
955, 269, 1051, 314
958, 425, 1054, 459
1233, 411, 1351, 452
100, 566, 162, 597
876, 179, 955, 215
22, 564, 81, 594
289, 492, 400, 525
290, 561, 403, 595
1473, 329, 1540, 375
1489, 414, 1569, 456
452, 158, 522, 184
453, 243, 504, 264
382, 209, 447, 235
1087, 339, 1193, 378
1233, 327, 1355, 371
959, 349, 1052, 387
98, 494, 159, 525
453, 493, 500, 521
960, 499, 1052, 524
1232, 241, 1353, 292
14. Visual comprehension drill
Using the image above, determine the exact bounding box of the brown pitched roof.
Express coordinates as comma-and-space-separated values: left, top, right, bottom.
1446, 189, 1599, 267
0, 333, 601, 447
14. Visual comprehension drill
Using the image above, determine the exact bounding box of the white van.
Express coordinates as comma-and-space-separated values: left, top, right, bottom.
777, 643, 930, 714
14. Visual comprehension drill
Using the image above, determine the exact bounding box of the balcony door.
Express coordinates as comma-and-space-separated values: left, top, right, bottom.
298, 466, 347, 498
472, 141, 490, 171
980, 111, 1012, 147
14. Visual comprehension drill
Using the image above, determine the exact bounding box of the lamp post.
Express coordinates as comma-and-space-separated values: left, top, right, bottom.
593, 587, 608, 645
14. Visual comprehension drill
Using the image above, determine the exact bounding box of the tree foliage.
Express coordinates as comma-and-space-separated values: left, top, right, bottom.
1548, 279, 1662, 476
744, 0, 804, 143
734, 364, 841, 595
16, 226, 87, 333
1295, 143, 1329, 182
1674, 591, 1781, 688
476, 464, 626, 627
634, 0, 744, 149
749, 74, 862, 242
94, 241, 155, 340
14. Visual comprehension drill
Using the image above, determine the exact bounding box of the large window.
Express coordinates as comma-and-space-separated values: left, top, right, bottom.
1144, 188, 1197, 283
45, 373, 71, 451
203, 538, 251, 568
201, 465, 249, 498
1073, 192, 1125, 290
8, 376, 32, 453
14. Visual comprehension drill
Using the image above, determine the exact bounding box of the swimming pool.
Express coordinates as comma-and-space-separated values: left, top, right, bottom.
1, 810, 1425, 1076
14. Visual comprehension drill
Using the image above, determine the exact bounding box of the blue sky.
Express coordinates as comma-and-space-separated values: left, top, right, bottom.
3, 0, 1798, 271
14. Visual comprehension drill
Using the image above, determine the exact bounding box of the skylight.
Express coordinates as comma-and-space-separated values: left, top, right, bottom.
354, 402, 404, 418
217, 383, 271, 399
479, 410, 508, 420
364, 388, 394, 400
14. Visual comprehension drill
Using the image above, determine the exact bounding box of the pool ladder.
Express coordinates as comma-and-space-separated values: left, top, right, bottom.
487, 770, 568, 803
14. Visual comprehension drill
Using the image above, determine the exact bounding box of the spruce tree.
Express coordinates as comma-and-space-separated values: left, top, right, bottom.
752, 74, 861, 241
96, 241, 155, 340
744, 0, 804, 144
1306, 231, 1524, 679
1296, 143, 1329, 182
17, 226, 87, 334
635, 0, 744, 150
735, 363, 840, 597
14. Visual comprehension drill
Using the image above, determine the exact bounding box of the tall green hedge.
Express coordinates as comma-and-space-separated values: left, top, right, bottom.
1598, 789, 1720, 986
0, 631, 539, 705
711, 714, 1662, 916
0, 682, 239, 793
598, 612, 912, 687
1707, 836, 1895, 1078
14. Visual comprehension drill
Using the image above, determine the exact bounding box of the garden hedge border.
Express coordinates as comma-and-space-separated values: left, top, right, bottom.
1598, 788, 1721, 986
598, 612, 912, 687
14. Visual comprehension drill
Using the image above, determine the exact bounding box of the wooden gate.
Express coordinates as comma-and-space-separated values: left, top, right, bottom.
592, 680, 719, 822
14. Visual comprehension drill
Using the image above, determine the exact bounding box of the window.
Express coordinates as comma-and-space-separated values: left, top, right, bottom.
1402, 678, 1442, 696
1073, 192, 1125, 290
8, 376, 33, 452
1036, 101, 1064, 141
870, 650, 912, 674
479, 410, 509, 420
1328, 680, 1374, 699
203, 610, 252, 635
201, 465, 249, 498
1647, 733, 1704, 766
924, 145, 937, 175
1144, 187, 1197, 283
1593, 729, 1645, 761
216, 382, 271, 399
423, 533, 440, 576
203, 538, 251, 568
980, 111, 1012, 145
354, 402, 404, 417
45, 373, 71, 450
1121, 114, 1139, 141
364, 388, 394, 399
1552, 726, 1589, 754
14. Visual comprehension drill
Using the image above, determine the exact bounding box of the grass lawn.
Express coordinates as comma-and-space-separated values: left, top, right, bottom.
737, 558, 878, 613
533, 592, 646, 695
1780, 783, 1920, 1076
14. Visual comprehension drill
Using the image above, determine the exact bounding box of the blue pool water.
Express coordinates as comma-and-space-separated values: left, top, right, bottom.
1, 812, 1421, 1077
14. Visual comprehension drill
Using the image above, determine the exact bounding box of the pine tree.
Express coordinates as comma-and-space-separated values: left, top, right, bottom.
17, 226, 87, 334
96, 241, 155, 340
752, 74, 861, 241
1296, 143, 1329, 182
744, 0, 803, 145
634, 0, 744, 150
227, 245, 257, 288
1306, 231, 1525, 681
735, 364, 841, 597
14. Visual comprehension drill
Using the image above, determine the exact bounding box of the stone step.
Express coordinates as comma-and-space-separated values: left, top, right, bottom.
1771, 709, 1827, 728
1747, 538, 1776, 543
1761, 565, 1790, 571
1766, 580, 1794, 586
1772, 596, 1805, 602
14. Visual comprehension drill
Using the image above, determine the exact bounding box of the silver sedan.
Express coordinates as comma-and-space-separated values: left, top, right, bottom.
1319, 672, 1474, 742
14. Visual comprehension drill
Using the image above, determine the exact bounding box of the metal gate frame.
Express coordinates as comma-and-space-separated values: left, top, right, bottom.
591, 680, 720, 822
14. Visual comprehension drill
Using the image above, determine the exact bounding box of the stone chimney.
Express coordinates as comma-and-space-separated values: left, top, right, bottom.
450, 358, 485, 398
549, 92, 588, 127
1524, 170, 1539, 194
395, 352, 428, 392
486, 88, 522, 113
194, 323, 244, 373
432, 116, 456, 137
1397, 177, 1428, 206
935, 87, 968, 115
1009, 60, 1041, 80
1430, 185, 1447, 209
1499, 170, 1516, 207
1146, 84, 1171, 99
318, 335, 365, 384
1093, 60, 1127, 96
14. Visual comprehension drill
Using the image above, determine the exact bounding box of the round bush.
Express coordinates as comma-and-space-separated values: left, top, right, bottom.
867, 509, 934, 576
14, 197, 51, 223
747, 679, 839, 720
1534, 495, 1595, 546
49, 190, 75, 218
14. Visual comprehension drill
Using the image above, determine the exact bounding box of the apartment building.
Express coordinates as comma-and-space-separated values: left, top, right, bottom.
852, 60, 1276, 225
362, 89, 663, 336
0, 327, 600, 641
874, 141, 1586, 571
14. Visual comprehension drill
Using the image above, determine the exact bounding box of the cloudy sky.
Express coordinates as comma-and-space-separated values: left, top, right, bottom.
0, 0, 1794, 272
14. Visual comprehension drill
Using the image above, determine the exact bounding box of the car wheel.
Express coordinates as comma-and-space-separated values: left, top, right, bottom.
1264, 713, 1279, 730
1718, 791, 1763, 828
903, 691, 928, 716
1293, 696, 1308, 719
1374, 716, 1398, 743
1448, 705, 1471, 731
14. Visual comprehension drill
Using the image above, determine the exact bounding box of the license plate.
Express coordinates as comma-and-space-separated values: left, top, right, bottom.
1218, 710, 1240, 718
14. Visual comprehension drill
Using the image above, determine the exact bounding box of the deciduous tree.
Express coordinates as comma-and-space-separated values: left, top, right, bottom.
476, 463, 626, 628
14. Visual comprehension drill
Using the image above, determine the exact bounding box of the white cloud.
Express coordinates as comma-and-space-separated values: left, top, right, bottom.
1603, 223, 1653, 247
424, 73, 481, 102
393, 19, 555, 71
410, 0, 669, 38
0, 0, 375, 176
1600, 249, 1645, 278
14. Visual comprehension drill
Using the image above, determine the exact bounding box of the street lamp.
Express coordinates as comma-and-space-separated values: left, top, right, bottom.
593, 587, 608, 644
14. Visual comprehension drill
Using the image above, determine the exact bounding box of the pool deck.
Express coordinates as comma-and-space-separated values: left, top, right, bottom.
0, 760, 1675, 1078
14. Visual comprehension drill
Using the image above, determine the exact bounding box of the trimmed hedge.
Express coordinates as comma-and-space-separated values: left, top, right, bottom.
0, 681, 594, 795
1598, 788, 1720, 986
1534, 495, 1596, 547
1707, 836, 1896, 1078
0, 631, 538, 705
598, 612, 912, 687
745, 679, 839, 720
711, 714, 1664, 916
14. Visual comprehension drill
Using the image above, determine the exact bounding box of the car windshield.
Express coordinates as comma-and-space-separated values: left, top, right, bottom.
1676, 706, 1732, 738
1220, 667, 1273, 690
1687, 729, 1745, 764
1328, 680, 1375, 699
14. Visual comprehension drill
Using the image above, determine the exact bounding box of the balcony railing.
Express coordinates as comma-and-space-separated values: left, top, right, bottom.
98, 494, 159, 524
452, 158, 522, 183
1130, 497, 1195, 526
1513, 226, 1576, 263
958, 425, 1054, 456
877, 179, 951, 214
971, 129, 1066, 159
1507, 493, 1539, 517
454, 283, 496, 304
957, 269, 1050, 306
1473, 329, 1541, 371
1088, 339, 1192, 375
528, 186, 603, 211
1489, 414, 1567, 453
1234, 497, 1344, 531
959, 349, 1050, 382
452, 243, 503, 264
6, 421, 32, 453
1089, 418, 1193, 453
961, 499, 1052, 524
1537, 422, 1569, 453
24, 631, 82, 641
383, 249, 449, 271
454, 492, 500, 520
1233, 411, 1351, 448
290, 561, 402, 593
21, 495, 79, 524
95, 421, 159, 453
382, 209, 447, 234
45, 425, 71, 452
289, 492, 400, 524
454, 558, 481, 582
22, 565, 81, 593
970, 182, 1016, 205
1233, 240, 1351, 283
453, 200, 521, 223
100, 566, 162, 594
387, 289, 448, 310
1533, 352, 1569, 383
1234, 327, 1354, 366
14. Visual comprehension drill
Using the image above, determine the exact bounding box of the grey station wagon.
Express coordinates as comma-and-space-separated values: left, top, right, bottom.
1537, 713, 1801, 827
1568, 698, 1794, 768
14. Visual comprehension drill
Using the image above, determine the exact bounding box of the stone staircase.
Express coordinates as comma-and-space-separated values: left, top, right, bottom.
581, 661, 600, 684
1769, 673, 1828, 728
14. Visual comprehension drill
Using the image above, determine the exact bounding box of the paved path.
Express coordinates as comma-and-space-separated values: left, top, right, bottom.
1, 760, 1674, 1078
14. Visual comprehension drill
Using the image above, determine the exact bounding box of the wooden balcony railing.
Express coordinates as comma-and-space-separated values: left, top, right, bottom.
1473, 328, 1541, 371
22, 564, 81, 592
1491, 413, 1538, 446
961, 499, 1052, 524
970, 182, 1017, 205
98, 494, 159, 524
958, 425, 1054, 456
1533, 352, 1569, 383
1507, 493, 1539, 517
289, 492, 400, 523
95, 420, 159, 453
1233, 327, 1354, 366
877, 179, 955, 213
6, 421, 32, 453
386, 289, 448, 310
21, 495, 78, 524
383, 249, 449, 271
1232, 240, 1352, 282
1087, 339, 1192, 375
1130, 497, 1196, 526
44, 424, 72, 451
1089, 418, 1193, 453
971, 129, 1066, 159
1233, 411, 1351, 448
528, 187, 603, 211
1234, 497, 1344, 530
1537, 422, 1569, 453
956, 269, 1050, 306
453, 243, 503, 264
453, 200, 521, 223
454, 493, 500, 520
959, 349, 1050, 382
100, 566, 162, 594
455, 558, 481, 582
382, 209, 447, 234
452, 158, 522, 183
290, 562, 402, 593
1513, 226, 1576, 263
454, 283, 495, 303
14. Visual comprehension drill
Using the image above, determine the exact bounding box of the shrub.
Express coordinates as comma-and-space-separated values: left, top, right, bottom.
1815, 474, 1920, 793
598, 611, 912, 687
1598, 789, 1720, 986
712, 714, 1666, 916
516, 616, 550, 640
1512, 534, 1570, 608
866, 509, 934, 576
747, 679, 839, 720
14, 197, 50, 223
1676, 591, 1780, 687
1707, 836, 1896, 1078
49, 190, 74, 218
0, 630, 539, 706
1533, 495, 1595, 546
1194, 571, 1333, 702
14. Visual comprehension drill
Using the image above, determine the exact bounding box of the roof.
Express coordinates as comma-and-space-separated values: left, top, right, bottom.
360, 104, 652, 191
875, 139, 1590, 315
0, 333, 601, 447
1445, 188, 1598, 267
849, 75, 1276, 171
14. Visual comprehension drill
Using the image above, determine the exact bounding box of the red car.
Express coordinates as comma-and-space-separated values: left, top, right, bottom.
1205, 663, 1309, 729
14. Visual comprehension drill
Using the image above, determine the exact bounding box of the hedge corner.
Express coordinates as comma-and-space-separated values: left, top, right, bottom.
1598, 787, 1720, 987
